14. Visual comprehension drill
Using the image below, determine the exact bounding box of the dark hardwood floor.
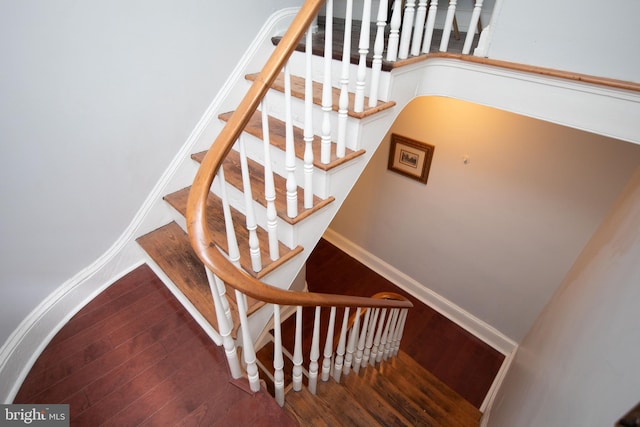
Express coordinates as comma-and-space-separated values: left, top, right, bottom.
14, 239, 503, 424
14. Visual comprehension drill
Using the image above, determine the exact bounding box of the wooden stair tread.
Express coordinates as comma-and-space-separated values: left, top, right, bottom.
191, 149, 335, 225
245, 73, 396, 119
284, 387, 342, 427
216, 110, 366, 172
163, 187, 303, 279
136, 221, 264, 339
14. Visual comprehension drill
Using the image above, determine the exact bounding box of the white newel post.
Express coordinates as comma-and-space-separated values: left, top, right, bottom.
344, 307, 361, 375
321, 0, 333, 164
235, 289, 260, 392
353, 307, 371, 373
462, 0, 484, 54
303, 29, 315, 208
260, 102, 280, 261
421, 0, 438, 53
273, 304, 285, 406
283, 62, 298, 218
439, 0, 458, 52
337, 0, 353, 159
321, 307, 337, 381
205, 269, 241, 379
410, 0, 428, 56
354, 0, 372, 113
398, 0, 416, 59
238, 135, 262, 273
292, 306, 303, 391
333, 307, 350, 382
369, 0, 388, 108
308, 306, 321, 394
386, 0, 403, 61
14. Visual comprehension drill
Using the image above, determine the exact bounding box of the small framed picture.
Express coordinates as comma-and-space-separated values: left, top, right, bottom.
387, 134, 435, 184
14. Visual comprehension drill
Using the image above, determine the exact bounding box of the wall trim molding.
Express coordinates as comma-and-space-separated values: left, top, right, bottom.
323, 228, 518, 355
0, 7, 299, 404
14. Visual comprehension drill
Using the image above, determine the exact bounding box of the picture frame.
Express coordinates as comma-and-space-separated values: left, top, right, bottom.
387, 134, 435, 184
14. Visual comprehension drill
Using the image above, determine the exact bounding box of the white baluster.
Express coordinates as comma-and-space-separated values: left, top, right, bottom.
333, 307, 350, 382
321, 306, 336, 381
217, 166, 241, 268
354, 0, 372, 113
260, 101, 280, 261
205, 269, 241, 378
370, 308, 387, 364
273, 304, 285, 406
362, 307, 379, 369
320, 0, 333, 164
398, 0, 416, 59
386, 0, 403, 61
283, 62, 298, 218
462, 0, 484, 54
368, 0, 388, 108
421, 0, 438, 54
381, 308, 399, 362
344, 307, 361, 375
292, 306, 303, 391
238, 136, 262, 273
308, 306, 321, 394
393, 308, 408, 356
235, 289, 260, 392
439, 0, 458, 52
337, 0, 353, 159
353, 307, 371, 373
303, 29, 315, 208
410, 0, 428, 56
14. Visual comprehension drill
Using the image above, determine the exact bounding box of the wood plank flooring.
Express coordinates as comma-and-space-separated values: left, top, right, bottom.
14, 239, 503, 424
13, 264, 296, 427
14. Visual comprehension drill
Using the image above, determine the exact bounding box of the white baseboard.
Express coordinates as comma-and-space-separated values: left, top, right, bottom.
323, 228, 517, 355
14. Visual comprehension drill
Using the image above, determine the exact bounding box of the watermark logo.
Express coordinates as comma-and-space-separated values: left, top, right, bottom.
1, 405, 68, 426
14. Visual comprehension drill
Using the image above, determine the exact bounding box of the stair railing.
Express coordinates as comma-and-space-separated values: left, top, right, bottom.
186, 0, 489, 406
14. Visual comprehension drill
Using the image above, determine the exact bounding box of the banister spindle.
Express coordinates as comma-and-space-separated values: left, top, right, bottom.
439, 0, 458, 52
462, 0, 484, 54
284, 62, 298, 218
380, 308, 399, 362
386, 0, 403, 61
370, 308, 387, 364
333, 307, 350, 382
337, 0, 353, 159
273, 304, 285, 406
393, 308, 409, 356
308, 306, 321, 394
320, 0, 333, 164
398, 0, 416, 59
343, 307, 361, 375
292, 306, 303, 391
353, 307, 371, 373
260, 101, 280, 261
303, 29, 315, 208
421, 0, 438, 54
235, 289, 260, 392
238, 135, 262, 273
410, 0, 428, 56
368, 0, 388, 108
354, 0, 372, 113
321, 306, 337, 381
362, 307, 380, 369
205, 269, 241, 379
217, 166, 241, 268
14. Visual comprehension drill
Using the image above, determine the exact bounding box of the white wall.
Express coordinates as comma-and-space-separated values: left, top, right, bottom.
487, 168, 640, 426
487, 0, 640, 83
329, 96, 640, 342
0, 0, 300, 348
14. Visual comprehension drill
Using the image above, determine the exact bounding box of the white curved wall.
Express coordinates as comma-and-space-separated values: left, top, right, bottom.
0, 0, 300, 351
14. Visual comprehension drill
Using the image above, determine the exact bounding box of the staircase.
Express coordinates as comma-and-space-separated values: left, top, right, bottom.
135, 0, 488, 425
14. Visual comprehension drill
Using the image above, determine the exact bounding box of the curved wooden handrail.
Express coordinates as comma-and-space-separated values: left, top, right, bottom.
186, 0, 412, 310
